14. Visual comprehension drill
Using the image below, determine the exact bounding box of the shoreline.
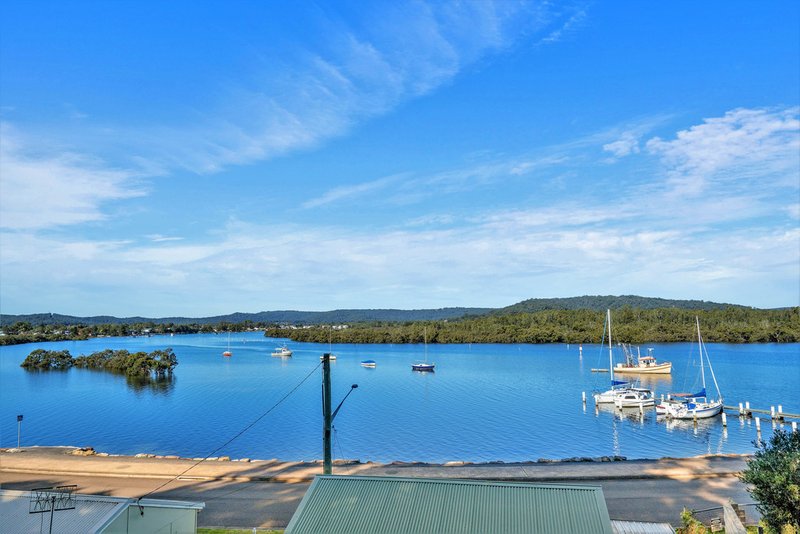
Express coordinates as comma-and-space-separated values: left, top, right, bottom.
0, 446, 751, 484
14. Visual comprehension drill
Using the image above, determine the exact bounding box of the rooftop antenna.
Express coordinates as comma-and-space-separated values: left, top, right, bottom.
29, 485, 76, 534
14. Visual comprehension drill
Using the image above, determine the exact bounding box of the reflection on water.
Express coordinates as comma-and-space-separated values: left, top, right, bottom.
126, 374, 175, 395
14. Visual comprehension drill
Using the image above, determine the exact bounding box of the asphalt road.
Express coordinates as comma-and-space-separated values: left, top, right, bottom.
0, 470, 752, 529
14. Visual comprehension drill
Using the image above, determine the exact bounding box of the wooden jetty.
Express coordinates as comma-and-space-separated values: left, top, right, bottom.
723, 404, 800, 421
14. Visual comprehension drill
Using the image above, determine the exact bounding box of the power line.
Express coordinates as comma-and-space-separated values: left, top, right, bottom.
138, 361, 322, 502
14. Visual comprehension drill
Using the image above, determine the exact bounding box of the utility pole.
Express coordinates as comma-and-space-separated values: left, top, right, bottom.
322, 354, 333, 474
321, 353, 358, 475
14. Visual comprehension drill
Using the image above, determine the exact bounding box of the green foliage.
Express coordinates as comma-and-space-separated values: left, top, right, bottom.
266, 307, 800, 344
739, 430, 800, 531
677, 508, 709, 534
21, 348, 178, 378
20, 349, 73, 369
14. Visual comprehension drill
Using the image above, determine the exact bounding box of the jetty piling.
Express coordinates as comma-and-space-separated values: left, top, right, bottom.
582, 391, 586, 404
738, 402, 743, 416
755, 417, 761, 433
745, 401, 751, 416
792, 422, 797, 433
722, 412, 727, 427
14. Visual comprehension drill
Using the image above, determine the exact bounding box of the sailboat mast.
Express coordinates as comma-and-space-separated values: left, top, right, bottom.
696, 317, 706, 389
607, 309, 614, 382
424, 326, 428, 363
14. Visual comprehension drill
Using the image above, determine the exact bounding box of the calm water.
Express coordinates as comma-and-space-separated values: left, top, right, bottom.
1, 334, 798, 463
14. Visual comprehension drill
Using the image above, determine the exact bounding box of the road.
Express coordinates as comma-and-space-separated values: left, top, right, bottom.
0, 470, 752, 529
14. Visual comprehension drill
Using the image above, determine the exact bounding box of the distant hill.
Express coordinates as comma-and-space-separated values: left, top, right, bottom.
498, 295, 747, 314
0, 296, 760, 327
0, 308, 493, 327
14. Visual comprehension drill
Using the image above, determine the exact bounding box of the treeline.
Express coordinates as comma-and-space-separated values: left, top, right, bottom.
0, 321, 264, 346
265, 307, 800, 344
20, 348, 178, 377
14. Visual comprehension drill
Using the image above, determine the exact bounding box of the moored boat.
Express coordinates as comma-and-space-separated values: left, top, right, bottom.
360, 360, 376, 368
614, 346, 671, 374
664, 318, 723, 420
411, 327, 435, 372
271, 344, 293, 357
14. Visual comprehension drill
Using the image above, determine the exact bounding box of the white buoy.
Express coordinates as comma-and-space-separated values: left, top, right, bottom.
722, 412, 727, 427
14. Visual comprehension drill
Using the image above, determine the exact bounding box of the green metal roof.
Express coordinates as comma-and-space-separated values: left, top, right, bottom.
285, 476, 613, 534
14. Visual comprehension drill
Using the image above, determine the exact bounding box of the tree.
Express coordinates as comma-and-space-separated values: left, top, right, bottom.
739, 429, 800, 531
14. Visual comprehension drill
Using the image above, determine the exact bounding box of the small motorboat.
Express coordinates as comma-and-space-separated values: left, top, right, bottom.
271, 345, 293, 357
360, 360, 376, 368
411, 363, 435, 372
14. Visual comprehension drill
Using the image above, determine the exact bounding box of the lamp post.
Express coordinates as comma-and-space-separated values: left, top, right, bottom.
322, 353, 358, 474
17, 415, 23, 448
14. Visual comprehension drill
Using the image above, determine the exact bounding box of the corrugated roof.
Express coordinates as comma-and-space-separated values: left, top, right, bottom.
611, 520, 676, 534
0, 489, 205, 533
286, 476, 613, 534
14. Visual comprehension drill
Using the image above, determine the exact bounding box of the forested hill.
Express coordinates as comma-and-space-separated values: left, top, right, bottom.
499, 295, 745, 314
0, 295, 775, 328
0, 307, 492, 327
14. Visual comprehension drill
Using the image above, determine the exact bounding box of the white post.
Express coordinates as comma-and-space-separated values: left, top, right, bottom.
755, 417, 761, 432
639, 402, 643, 415
771, 406, 775, 419
745, 401, 750, 414
661, 394, 664, 402
722, 412, 727, 427
738, 402, 743, 416
778, 405, 783, 418
792, 421, 797, 433
582, 391, 586, 404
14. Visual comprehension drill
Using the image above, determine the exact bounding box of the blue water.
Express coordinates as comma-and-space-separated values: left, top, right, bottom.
1, 334, 798, 463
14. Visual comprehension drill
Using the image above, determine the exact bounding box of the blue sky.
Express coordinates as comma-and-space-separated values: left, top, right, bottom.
1, 1, 798, 316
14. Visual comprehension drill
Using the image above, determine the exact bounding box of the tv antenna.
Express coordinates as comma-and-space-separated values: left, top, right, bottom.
29, 485, 76, 534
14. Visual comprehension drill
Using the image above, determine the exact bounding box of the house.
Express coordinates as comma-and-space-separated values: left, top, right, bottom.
0, 489, 204, 533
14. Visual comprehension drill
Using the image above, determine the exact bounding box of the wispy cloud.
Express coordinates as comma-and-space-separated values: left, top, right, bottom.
0, 123, 146, 231
303, 173, 406, 209
646, 107, 800, 197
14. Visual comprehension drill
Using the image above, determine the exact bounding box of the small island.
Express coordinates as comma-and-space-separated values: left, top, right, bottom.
20, 348, 178, 378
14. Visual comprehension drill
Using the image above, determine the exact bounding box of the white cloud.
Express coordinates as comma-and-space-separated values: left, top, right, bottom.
303, 174, 405, 209
0, 123, 145, 230
646, 107, 800, 197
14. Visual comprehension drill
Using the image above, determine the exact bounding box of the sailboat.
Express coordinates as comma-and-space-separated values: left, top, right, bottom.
222, 332, 232, 357
411, 327, 435, 372
593, 310, 655, 407
321, 330, 337, 360
663, 317, 723, 419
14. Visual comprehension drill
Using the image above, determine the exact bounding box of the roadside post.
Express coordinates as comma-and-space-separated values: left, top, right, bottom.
17, 414, 23, 448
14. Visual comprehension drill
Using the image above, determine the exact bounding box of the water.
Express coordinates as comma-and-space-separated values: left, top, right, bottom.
1, 334, 798, 463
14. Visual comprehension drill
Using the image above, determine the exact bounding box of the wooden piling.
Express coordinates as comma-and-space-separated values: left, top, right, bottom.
722, 412, 727, 427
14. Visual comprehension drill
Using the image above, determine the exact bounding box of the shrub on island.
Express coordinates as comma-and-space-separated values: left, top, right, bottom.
21, 348, 178, 378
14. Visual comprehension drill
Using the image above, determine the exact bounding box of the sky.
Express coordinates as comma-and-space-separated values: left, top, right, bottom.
1, 1, 798, 317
